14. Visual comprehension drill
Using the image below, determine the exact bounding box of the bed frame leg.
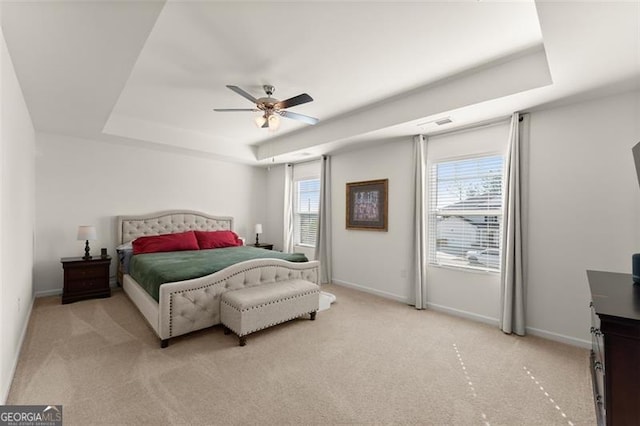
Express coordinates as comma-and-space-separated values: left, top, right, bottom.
239, 336, 246, 347
310, 311, 317, 321
224, 326, 231, 335
161, 339, 169, 348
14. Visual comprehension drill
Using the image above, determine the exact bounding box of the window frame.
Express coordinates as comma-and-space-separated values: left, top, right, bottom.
293, 177, 320, 248
427, 152, 505, 274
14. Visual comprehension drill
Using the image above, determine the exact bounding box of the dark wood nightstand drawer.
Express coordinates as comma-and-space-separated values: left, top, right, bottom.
65, 277, 108, 293
66, 265, 107, 280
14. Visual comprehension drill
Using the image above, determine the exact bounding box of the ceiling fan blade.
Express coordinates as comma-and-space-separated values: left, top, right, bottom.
278, 110, 319, 125
275, 93, 313, 109
213, 108, 259, 112
226, 85, 258, 103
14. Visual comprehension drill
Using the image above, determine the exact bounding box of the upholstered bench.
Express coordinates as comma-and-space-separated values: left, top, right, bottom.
220, 279, 320, 346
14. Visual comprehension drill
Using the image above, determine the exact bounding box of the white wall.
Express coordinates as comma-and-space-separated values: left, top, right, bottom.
526, 90, 640, 344
34, 133, 268, 295
0, 26, 36, 404
328, 89, 640, 346
331, 140, 415, 302
329, 124, 509, 317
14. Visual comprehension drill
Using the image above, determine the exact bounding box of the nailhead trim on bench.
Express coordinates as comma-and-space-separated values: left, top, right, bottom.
221, 289, 320, 312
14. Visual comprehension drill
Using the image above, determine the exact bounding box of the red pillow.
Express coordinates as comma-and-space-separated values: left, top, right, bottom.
132, 231, 199, 255
194, 230, 242, 249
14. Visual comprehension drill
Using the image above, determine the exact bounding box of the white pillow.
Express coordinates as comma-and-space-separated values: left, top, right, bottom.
116, 241, 133, 251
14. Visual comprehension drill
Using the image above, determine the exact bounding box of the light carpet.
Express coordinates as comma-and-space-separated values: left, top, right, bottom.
8, 284, 595, 425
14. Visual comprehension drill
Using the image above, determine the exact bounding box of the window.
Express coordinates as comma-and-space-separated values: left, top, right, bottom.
294, 178, 320, 247
428, 154, 504, 272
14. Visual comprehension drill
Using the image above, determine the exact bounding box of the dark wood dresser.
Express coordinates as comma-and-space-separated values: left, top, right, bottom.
587, 270, 640, 426
61, 256, 112, 304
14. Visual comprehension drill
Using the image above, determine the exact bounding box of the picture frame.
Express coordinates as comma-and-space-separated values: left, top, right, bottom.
346, 179, 388, 231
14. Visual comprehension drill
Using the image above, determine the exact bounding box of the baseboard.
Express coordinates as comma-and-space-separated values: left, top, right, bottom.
331, 279, 409, 304
1, 295, 35, 405
34, 288, 62, 297
331, 281, 498, 328
426, 302, 500, 327
35, 278, 117, 298
526, 326, 591, 349
331, 280, 590, 349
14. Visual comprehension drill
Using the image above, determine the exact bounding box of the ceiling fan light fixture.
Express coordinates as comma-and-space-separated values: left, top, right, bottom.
215, 85, 318, 129
268, 113, 280, 131
254, 115, 267, 128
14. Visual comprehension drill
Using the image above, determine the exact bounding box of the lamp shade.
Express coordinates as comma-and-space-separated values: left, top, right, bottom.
254, 224, 263, 234
254, 115, 266, 128
77, 226, 97, 241
268, 114, 280, 131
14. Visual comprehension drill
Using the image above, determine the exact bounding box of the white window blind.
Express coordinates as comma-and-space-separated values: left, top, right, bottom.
294, 178, 320, 247
428, 154, 504, 272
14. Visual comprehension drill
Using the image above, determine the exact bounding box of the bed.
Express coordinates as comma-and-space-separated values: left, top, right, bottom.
117, 210, 320, 347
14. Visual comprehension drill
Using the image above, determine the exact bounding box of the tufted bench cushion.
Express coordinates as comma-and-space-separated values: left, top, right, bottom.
220, 279, 320, 346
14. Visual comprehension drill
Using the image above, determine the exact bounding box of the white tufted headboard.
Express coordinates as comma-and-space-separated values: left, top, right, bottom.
117, 210, 234, 245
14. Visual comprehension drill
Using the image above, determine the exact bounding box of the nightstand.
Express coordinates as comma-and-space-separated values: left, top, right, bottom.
251, 243, 274, 250
61, 256, 112, 304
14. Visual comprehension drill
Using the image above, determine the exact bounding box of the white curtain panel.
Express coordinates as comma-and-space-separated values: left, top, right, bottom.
283, 164, 294, 253
413, 135, 428, 309
500, 112, 529, 335
315, 155, 333, 284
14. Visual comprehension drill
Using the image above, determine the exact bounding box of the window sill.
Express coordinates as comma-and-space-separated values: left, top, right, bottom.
428, 263, 500, 275
294, 244, 315, 249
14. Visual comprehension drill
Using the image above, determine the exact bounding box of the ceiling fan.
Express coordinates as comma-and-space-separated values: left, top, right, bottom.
214, 85, 319, 131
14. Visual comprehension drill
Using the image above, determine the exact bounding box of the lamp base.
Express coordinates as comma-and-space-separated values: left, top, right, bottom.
255, 234, 260, 246
83, 240, 91, 260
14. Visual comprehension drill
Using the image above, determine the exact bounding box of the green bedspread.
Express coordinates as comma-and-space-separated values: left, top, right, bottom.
129, 246, 308, 302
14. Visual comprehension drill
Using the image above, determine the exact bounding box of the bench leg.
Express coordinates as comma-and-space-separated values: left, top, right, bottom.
160, 339, 169, 348
310, 311, 317, 321
239, 336, 247, 347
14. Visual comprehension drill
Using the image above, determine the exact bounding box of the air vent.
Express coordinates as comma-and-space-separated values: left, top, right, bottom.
417, 117, 453, 127
435, 117, 453, 126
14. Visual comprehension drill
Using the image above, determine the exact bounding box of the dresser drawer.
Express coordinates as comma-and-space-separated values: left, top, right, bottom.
591, 302, 600, 331
591, 327, 604, 365
590, 350, 606, 426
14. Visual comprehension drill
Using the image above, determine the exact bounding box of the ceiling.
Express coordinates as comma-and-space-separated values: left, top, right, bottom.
1, 1, 639, 165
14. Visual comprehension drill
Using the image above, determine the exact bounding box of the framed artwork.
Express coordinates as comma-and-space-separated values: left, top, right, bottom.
346, 179, 388, 231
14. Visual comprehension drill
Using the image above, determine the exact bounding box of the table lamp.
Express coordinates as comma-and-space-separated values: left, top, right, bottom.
77, 225, 97, 260
255, 224, 263, 246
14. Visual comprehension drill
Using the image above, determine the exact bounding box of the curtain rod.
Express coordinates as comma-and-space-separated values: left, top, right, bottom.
287, 157, 323, 167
